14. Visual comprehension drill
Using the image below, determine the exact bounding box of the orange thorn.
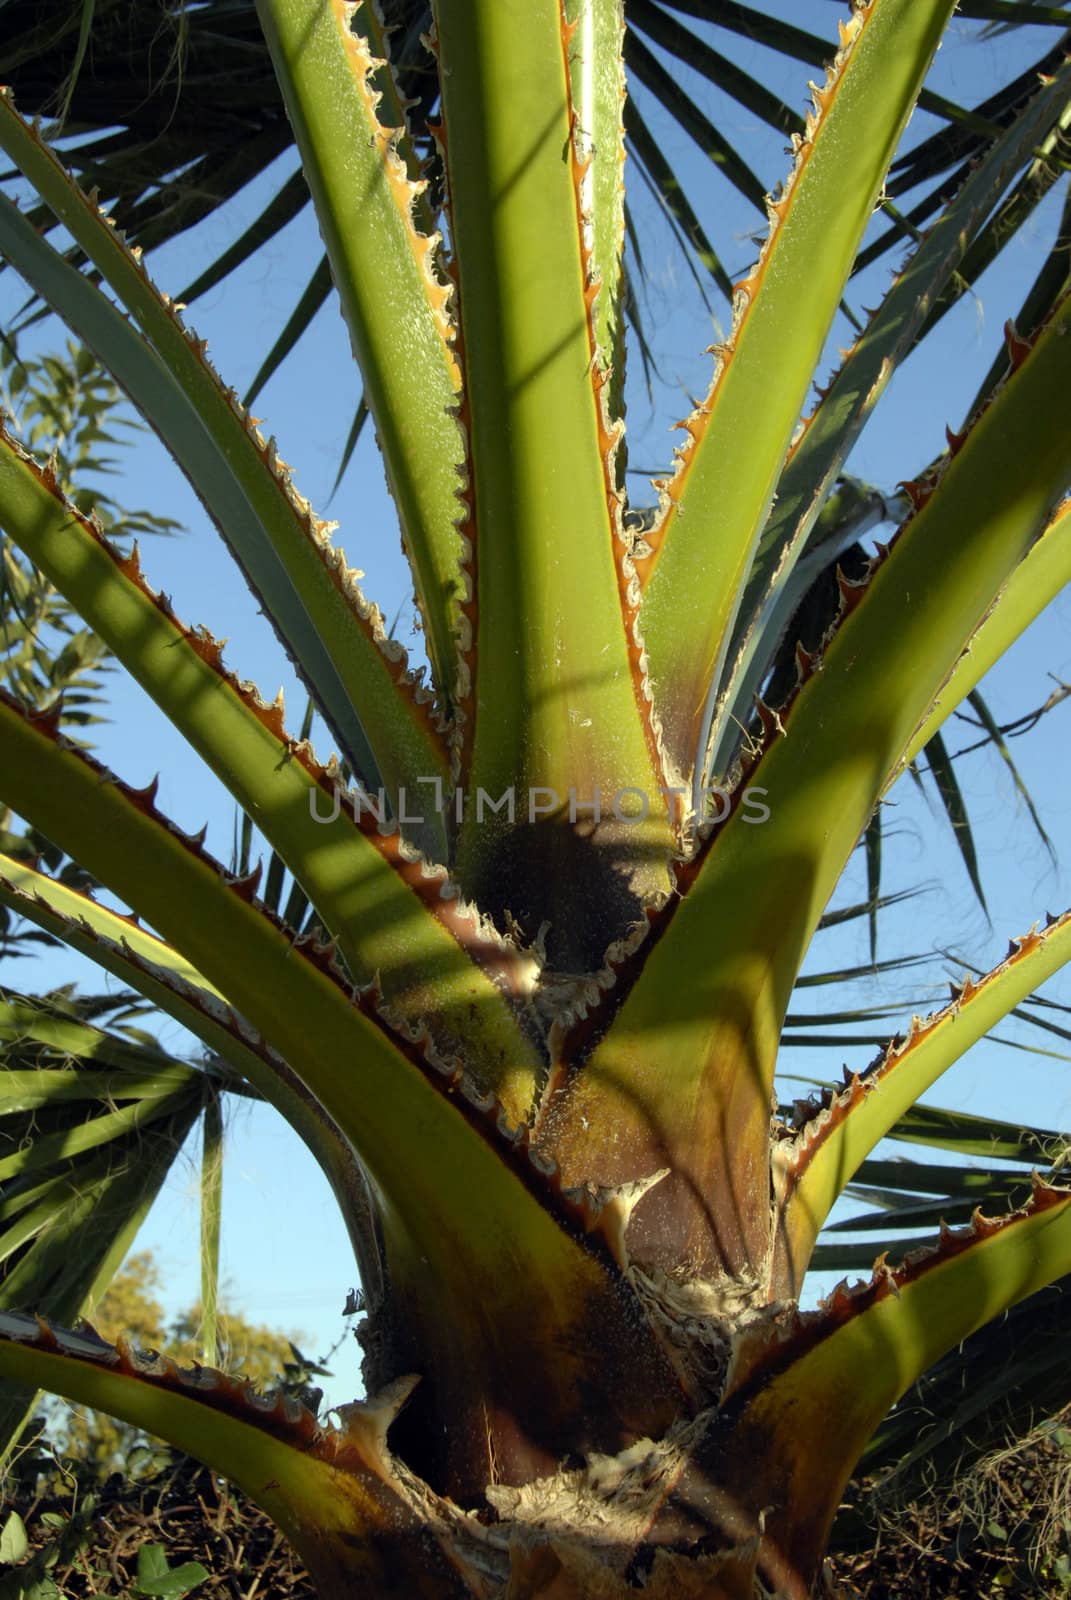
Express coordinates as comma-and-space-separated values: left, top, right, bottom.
1004, 319, 1033, 371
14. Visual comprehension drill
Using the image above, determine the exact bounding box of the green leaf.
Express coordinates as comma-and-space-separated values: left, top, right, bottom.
624, 30, 768, 214
177, 168, 309, 306
964, 686, 1055, 857
254, 0, 467, 710
624, 97, 733, 299
629, 0, 805, 139
964, 181, 1071, 417
0, 102, 448, 812
716, 1183, 1071, 1585
134, 1546, 208, 1598
0, 992, 202, 1467
136, 1546, 170, 1586
0, 858, 388, 1391
242, 255, 331, 409
0, 1317, 471, 1599
865, 807, 882, 964
438, 0, 674, 966
904, 497, 1071, 768
329, 395, 369, 499
143, 1563, 211, 1598
775, 909, 1071, 1290
0, 1510, 28, 1563
0, 431, 538, 1101
708, 55, 1071, 779
565, 0, 628, 408
639, 0, 958, 784
199, 1087, 223, 1369
922, 727, 988, 913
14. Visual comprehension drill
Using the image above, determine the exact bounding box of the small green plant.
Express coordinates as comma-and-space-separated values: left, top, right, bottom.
131, 1544, 208, 1599
0, 1515, 209, 1600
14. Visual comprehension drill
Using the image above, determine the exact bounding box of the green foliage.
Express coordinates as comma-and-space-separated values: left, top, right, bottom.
133, 1546, 209, 1600
0, 1499, 210, 1600
0, 1509, 29, 1562
0, 336, 181, 958
0, 1454, 315, 1600
0, 1494, 106, 1600
0, 338, 178, 539
0, 336, 179, 719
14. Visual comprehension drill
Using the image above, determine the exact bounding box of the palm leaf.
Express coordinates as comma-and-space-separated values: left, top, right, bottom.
0, 988, 205, 1465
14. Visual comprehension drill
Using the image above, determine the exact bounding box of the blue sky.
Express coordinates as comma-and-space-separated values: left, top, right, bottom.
2, 1, 1070, 1410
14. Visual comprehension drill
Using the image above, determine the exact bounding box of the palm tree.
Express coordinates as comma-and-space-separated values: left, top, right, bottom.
0, 1, 1070, 1594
